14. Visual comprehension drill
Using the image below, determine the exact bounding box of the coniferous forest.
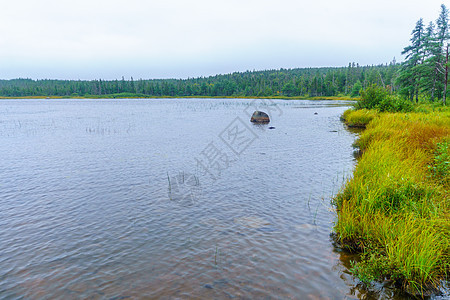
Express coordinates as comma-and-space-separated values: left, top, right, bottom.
0, 63, 398, 98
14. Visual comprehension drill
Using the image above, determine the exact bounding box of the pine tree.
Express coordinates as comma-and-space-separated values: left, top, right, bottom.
427, 4, 449, 100
398, 18, 425, 102
418, 22, 439, 99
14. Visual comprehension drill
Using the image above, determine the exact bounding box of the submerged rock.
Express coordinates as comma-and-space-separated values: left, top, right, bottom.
199, 217, 229, 232
250, 111, 270, 123
234, 216, 271, 229
294, 223, 318, 231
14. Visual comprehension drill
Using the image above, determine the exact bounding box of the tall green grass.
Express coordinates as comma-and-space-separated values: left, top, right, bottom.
336, 106, 450, 296
341, 109, 378, 128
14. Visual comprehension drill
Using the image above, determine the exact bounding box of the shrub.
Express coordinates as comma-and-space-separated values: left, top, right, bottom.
377, 95, 413, 112
355, 85, 413, 113
355, 84, 389, 110
350, 80, 363, 98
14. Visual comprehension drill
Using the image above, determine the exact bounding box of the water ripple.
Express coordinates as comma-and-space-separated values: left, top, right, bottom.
0, 99, 427, 299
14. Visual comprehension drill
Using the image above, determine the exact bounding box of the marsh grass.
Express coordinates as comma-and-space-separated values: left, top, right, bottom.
167, 172, 172, 200
335, 105, 450, 296
431, 138, 450, 186
341, 109, 378, 128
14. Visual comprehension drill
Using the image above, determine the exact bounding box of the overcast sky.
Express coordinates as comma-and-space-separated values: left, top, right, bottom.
0, 0, 447, 80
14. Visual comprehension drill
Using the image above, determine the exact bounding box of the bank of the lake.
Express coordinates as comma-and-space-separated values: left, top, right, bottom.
0, 94, 357, 101
337, 106, 450, 296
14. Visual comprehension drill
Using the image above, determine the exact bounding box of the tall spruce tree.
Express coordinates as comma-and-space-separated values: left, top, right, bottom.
429, 4, 449, 100
398, 18, 425, 102
400, 5, 450, 102
418, 22, 440, 99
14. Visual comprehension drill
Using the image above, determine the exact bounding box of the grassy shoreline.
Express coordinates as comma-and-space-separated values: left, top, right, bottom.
337, 106, 450, 296
0, 94, 357, 101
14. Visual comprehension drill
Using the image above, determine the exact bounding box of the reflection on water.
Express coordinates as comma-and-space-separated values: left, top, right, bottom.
334, 249, 410, 300
0, 99, 446, 299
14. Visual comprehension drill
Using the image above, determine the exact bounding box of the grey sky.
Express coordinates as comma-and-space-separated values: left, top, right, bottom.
0, 0, 446, 80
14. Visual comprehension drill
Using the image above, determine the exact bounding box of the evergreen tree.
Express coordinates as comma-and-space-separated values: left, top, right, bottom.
428, 4, 449, 100
351, 80, 363, 97
398, 18, 425, 102
419, 21, 439, 99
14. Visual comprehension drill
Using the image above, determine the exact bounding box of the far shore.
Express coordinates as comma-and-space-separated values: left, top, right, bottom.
0, 95, 358, 101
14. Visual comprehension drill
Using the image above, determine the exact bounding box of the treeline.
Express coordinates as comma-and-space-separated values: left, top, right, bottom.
398, 4, 449, 102
0, 64, 399, 98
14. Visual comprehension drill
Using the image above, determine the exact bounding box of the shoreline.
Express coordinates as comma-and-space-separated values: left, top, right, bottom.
336, 107, 450, 297
0, 95, 357, 101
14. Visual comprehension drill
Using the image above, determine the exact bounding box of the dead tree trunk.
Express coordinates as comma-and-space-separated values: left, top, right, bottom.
444, 44, 449, 105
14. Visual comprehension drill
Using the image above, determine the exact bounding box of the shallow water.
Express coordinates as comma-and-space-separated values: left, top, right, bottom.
0, 98, 446, 299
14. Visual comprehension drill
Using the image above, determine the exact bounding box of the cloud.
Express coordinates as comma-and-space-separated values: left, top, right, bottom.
0, 0, 447, 79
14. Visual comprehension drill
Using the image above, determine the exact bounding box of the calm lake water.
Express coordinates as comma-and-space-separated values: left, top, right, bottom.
0, 99, 446, 299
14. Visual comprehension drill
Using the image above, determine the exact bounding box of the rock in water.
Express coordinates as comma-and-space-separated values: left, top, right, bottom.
234, 216, 271, 229
250, 111, 270, 123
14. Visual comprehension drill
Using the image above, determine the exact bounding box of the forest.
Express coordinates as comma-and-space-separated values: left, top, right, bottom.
0, 64, 398, 98
398, 4, 450, 103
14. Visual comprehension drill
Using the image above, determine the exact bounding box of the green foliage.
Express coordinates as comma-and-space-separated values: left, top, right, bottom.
377, 95, 413, 112
355, 84, 390, 110
354, 85, 413, 112
0, 64, 400, 99
282, 82, 297, 96
397, 18, 425, 102
350, 252, 402, 284
350, 80, 363, 97
431, 138, 450, 183
398, 5, 450, 102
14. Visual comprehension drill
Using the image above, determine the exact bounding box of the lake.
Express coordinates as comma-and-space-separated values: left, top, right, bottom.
0, 98, 431, 299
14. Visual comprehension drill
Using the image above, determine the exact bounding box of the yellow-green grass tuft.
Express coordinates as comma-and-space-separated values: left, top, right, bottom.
334, 106, 450, 296
342, 109, 378, 128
